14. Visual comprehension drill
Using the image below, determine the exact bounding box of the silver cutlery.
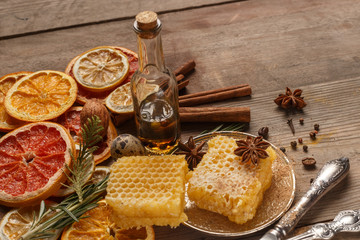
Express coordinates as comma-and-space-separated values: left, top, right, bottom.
287, 209, 360, 240
260, 157, 350, 240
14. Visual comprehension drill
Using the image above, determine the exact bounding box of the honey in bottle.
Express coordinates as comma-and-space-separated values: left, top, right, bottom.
131, 11, 180, 154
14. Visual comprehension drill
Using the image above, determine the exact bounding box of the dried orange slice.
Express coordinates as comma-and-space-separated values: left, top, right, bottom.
0, 122, 75, 207
72, 46, 130, 92
0, 72, 32, 132
0, 201, 61, 240
4, 70, 78, 122
56, 107, 117, 165
65, 46, 138, 105
61, 200, 154, 240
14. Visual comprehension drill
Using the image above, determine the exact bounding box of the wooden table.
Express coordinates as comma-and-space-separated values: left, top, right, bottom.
1, 0, 360, 239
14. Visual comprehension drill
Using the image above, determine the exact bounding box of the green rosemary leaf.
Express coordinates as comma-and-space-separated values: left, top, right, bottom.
200, 123, 245, 135
30, 210, 37, 229
221, 123, 245, 132
59, 206, 79, 222
38, 201, 46, 219
28, 232, 55, 240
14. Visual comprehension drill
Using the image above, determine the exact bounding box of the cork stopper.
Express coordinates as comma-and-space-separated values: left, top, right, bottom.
135, 11, 158, 31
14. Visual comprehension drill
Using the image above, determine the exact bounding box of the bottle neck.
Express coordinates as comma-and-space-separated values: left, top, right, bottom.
135, 24, 166, 72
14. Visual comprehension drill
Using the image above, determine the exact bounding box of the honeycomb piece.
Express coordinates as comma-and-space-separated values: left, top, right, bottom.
106, 155, 188, 229
186, 135, 275, 224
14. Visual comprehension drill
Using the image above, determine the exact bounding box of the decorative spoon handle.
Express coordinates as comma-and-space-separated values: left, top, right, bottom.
260, 157, 350, 240
287, 209, 360, 240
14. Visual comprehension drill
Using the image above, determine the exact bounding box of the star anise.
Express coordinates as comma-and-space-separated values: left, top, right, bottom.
176, 136, 206, 170
234, 136, 270, 165
274, 87, 307, 110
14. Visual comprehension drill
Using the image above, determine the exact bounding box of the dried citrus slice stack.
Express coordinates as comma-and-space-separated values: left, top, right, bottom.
72, 46, 130, 92
61, 200, 154, 240
0, 72, 32, 131
56, 107, 117, 165
65, 46, 138, 104
4, 70, 77, 122
0, 201, 61, 240
0, 122, 75, 207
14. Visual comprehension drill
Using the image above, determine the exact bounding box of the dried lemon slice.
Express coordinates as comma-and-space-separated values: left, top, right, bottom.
0, 201, 61, 240
105, 82, 134, 114
72, 47, 130, 92
106, 81, 160, 115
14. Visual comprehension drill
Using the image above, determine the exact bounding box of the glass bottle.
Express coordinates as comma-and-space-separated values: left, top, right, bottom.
131, 11, 181, 154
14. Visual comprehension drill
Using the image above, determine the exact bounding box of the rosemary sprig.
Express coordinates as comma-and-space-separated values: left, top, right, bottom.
21, 177, 108, 240
21, 116, 107, 240
63, 116, 103, 202
199, 123, 245, 135
169, 123, 246, 155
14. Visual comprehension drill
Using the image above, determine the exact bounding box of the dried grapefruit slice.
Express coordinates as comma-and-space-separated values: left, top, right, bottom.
61, 200, 154, 240
0, 122, 75, 207
56, 107, 117, 165
65, 46, 138, 105
4, 70, 78, 122
0, 201, 61, 240
72, 46, 130, 92
0, 72, 32, 132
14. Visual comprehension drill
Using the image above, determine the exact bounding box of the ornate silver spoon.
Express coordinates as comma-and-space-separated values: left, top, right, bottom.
260, 157, 350, 240
287, 209, 360, 240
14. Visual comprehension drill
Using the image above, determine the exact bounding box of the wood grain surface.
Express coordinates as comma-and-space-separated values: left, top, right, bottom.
1, 0, 360, 239
0, 0, 239, 38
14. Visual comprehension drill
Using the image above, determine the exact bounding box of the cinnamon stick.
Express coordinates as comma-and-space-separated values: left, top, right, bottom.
158, 59, 195, 91
177, 79, 190, 91
179, 84, 251, 107
179, 107, 250, 122
176, 74, 185, 82
175, 74, 190, 90
174, 60, 196, 76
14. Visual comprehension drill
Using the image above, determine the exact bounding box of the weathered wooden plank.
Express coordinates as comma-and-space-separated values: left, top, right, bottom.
0, 0, 236, 38
1, 0, 360, 95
